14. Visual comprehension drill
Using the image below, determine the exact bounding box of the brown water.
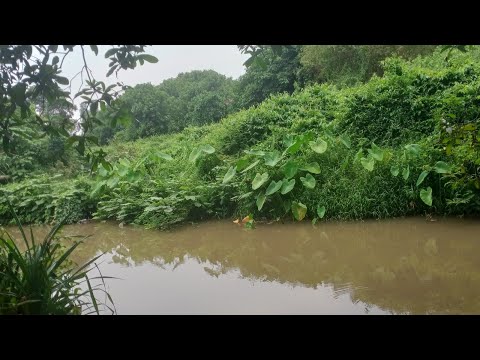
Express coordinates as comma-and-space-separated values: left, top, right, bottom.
4, 217, 480, 314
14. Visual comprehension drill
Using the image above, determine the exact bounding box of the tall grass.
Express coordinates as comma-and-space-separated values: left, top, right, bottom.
0, 204, 115, 315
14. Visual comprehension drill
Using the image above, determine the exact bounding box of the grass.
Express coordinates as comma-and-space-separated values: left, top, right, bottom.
0, 203, 115, 315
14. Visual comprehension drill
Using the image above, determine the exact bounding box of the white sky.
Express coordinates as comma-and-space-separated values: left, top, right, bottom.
60, 45, 248, 98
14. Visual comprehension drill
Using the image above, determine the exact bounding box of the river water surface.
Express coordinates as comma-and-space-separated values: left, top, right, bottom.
5, 217, 480, 314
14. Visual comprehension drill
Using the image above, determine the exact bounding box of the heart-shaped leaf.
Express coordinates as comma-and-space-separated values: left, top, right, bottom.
283, 160, 298, 179
405, 144, 421, 157
264, 151, 282, 167
309, 138, 328, 154
199, 144, 215, 154
256, 193, 266, 211
390, 165, 400, 177
300, 162, 321, 174
368, 143, 384, 161
300, 173, 316, 189
292, 201, 307, 221
252, 172, 269, 190
189, 147, 202, 162
433, 161, 451, 174
281, 178, 296, 194
222, 166, 236, 184
420, 187, 432, 206
317, 205, 326, 219
416, 170, 429, 187
285, 137, 302, 154
361, 156, 375, 171
265, 180, 283, 196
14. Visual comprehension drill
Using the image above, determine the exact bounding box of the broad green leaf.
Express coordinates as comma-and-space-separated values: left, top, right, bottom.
252, 172, 269, 190
155, 152, 173, 161
368, 143, 384, 161
309, 138, 328, 154
402, 165, 410, 180
223, 166, 236, 184
281, 178, 295, 194
405, 144, 421, 157
317, 205, 326, 219
300, 173, 316, 189
91, 180, 106, 197
189, 147, 202, 162
256, 193, 267, 211
312, 218, 318, 225
354, 148, 364, 164
361, 156, 375, 172
292, 202, 307, 221
264, 151, 282, 167
199, 144, 215, 154
286, 138, 302, 154
416, 170, 429, 187
283, 161, 298, 179
265, 180, 283, 196
433, 161, 451, 174
241, 160, 260, 173
235, 158, 249, 172
106, 177, 119, 189
338, 134, 351, 149
420, 187, 433, 206
300, 162, 321, 174
284, 134, 295, 147
390, 165, 400, 177
244, 149, 266, 156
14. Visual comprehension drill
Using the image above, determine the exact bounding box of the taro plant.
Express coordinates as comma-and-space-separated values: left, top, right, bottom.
224, 131, 352, 222
0, 203, 115, 315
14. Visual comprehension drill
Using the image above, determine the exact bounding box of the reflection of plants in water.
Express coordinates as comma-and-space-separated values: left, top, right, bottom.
24, 219, 480, 315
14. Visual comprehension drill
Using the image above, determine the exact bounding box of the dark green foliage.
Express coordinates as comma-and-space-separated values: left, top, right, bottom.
5, 46, 480, 229
0, 176, 95, 225
339, 51, 480, 146
236, 46, 302, 109
300, 45, 436, 86
98, 70, 239, 142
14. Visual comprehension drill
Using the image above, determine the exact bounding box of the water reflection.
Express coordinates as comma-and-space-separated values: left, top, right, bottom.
5, 217, 480, 314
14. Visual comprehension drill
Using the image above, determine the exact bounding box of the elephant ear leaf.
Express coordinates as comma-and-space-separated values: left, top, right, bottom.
420, 187, 432, 206
316, 205, 326, 219
265, 180, 283, 196
252, 172, 269, 190
300, 173, 316, 189
256, 193, 266, 211
309, 138, 328, 154
292, 201, 307, 221
281, 178, 295, 194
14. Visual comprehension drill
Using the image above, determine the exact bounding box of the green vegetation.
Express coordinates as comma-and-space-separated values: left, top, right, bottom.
2, 45, 480, 230
0, 207, 114, 314
93, 70, 239, 143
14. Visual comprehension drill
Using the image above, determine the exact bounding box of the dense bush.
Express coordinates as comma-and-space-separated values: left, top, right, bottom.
4, 46, 480, 229
0, 176, 95, 225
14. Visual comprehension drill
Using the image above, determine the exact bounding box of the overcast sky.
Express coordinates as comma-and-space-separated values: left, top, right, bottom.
61, 45, 248, 95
